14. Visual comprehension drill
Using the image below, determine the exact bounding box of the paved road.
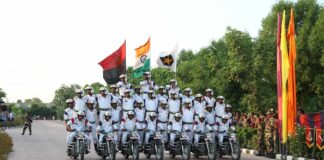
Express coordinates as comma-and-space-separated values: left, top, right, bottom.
6, 120, 273, 160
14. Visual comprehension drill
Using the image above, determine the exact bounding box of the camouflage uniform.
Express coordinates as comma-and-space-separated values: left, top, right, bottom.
256, 118, 265, 155
264, 115, 275, 156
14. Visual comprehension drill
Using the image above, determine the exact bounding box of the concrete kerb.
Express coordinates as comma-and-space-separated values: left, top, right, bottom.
275, 154, 317, 160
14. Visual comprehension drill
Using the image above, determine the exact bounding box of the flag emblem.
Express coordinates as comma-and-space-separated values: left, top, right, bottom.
140, 55, 148, 63
160, 55, 174, 66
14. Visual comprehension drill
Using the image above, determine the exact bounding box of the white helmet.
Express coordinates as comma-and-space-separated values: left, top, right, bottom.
87, 99, 95, 104
184, 88, 192, 93
124, 89, 130, 93
77, 111, 85, 116
205, 88, 214, 95
135, 99, 144, 106
217, 96, 225, 100
148, 90, 154, 94
127, 111, 135, 116
85, 86, 94, 91
75, 89, 83, 94
110, 84, 117, 88
221, 115, 228, 120
174, 113, 182, 118
143, 72, 150, 75
195, 94, 203, 98
160, 100, 168, 105
169, 90, 176, 95
104, 111, 111, 117
169, 79, 176, 83
66, 99, 73, 103
149, 112, 157, 117
119, 74, 126, 79
99, 87, 107, 92
198, 114, 205, 118
206, 104, 213, 108
184, 99, 192, 106
159, 86, 165, 89
226, 104, 232, 108
110, 99, 117, 104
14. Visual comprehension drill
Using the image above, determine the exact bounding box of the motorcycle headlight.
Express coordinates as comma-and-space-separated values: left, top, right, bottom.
181, 133, 188, 138
230, 133, 236, 139
108, 132, 114, 137
206, 133, 212, 138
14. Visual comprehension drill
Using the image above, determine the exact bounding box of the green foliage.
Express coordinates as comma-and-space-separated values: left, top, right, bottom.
236, 127, 258, 149
125, 0, 324, 113
0, 132, 13, 160
52, 84, 81, 119
287, 126, 306, 157
0, 88, 6, 99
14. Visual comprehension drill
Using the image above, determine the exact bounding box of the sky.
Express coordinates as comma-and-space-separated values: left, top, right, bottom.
0, 0, 279, 103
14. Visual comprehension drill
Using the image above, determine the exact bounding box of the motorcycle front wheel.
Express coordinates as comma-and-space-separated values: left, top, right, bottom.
107, 142, 116, 160
181, 144, 191, 160
155, 143, 164, 160
230, 141, 241, 160
131, 142, 139, 160
207, 142, 215, 160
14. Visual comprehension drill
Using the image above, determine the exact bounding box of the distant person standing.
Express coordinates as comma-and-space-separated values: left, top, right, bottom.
22, 113, 33, 135
0, 104, 9, 130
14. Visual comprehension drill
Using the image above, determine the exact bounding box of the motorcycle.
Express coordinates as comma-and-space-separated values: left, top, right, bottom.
169, 130, 191, 160
217, 132, 241, 160
97, 132, 116, 160
121, 131, 140, 160
67, 131, 90, 160
143, 130, 164, 160
192, 131, 216, 160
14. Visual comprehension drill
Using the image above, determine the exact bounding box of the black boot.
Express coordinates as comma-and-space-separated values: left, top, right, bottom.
94, 143, 98, 153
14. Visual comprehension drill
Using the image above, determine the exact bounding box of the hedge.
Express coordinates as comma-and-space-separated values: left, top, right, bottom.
0, 132, 13, 160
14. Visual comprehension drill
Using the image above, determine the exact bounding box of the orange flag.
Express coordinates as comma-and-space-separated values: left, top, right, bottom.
287, 9, 297, 136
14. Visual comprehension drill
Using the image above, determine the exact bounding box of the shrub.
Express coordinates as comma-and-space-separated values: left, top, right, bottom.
0, 132, 13, 160
236, 126, 257, 149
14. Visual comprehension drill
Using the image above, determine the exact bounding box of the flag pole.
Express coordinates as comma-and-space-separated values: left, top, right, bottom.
174, 41, 178, 80
149, 37, 152, 78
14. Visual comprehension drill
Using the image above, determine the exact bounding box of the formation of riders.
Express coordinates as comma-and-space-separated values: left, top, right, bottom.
64, 72, 237, 159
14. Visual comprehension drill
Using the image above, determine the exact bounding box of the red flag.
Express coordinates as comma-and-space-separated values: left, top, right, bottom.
276, 13, 283, 141
305, 127, 314, 148
98, 41, 126, 84
316, 129, 324, 150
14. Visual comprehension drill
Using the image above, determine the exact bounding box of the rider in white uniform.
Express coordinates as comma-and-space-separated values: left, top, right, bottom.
144, 90, 158, 119
215, 96, 226, 123
74, 89, 87, 112
168, 90, 181, 122
205, 104, 216, 142
66, 111, 91, 153
182, 99, 195, 143
97, 87, 111, 121
168, 113, 183, 144
193, 114, 210, 146
144, 112, 158, 144
117, 74, 133, 97
216, 115, 235, 146
121, 111, 138, 146
85, 86, 97, 108
204, 88, 216, 107
134, 99, 146, 147
121, 89, 134, 118
85, 99, 98, 152
193, 94, 206, 121
156, 86, 168, 104
97, 111, 116, 145
181, 88, 194, 106
157, 100, 169, 143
